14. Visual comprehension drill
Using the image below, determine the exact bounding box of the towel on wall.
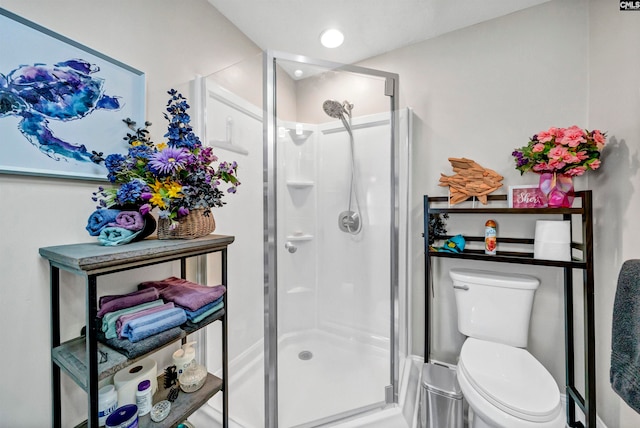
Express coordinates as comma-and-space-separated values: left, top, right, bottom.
98, 288, 160, 318
86, 209, 120, 236
610, 259, 640, 414
139, 277, 226, 312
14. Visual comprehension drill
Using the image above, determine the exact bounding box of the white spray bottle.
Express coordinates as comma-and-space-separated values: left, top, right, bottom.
172, 341, 197, 376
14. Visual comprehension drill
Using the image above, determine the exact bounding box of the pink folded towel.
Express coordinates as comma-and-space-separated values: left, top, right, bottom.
97, 287, 160, 318
116, 302, 175, 338
139, 276, 226, 312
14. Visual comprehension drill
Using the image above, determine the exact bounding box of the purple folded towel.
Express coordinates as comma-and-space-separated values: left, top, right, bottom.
139, 277, 226, 312
97, 287, 160, 318
108, 211, 145, 231
86, 209, 120, 236
117, 302, 175, 338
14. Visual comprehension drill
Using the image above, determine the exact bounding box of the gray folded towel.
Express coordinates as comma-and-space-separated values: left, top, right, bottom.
610, 259, 640, 414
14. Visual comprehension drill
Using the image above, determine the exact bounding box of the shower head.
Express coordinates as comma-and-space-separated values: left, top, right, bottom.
323, 99, 346, 119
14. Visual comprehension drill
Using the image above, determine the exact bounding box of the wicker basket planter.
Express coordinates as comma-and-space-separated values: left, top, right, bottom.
157, 208, 216, 240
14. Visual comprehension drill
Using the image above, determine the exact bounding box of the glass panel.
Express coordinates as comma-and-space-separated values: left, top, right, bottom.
202, 52, 266, 428
274, 57, 393, 427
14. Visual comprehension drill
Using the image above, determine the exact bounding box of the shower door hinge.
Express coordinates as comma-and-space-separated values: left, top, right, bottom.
385, 384, 394, 404
385, 77, 395, 97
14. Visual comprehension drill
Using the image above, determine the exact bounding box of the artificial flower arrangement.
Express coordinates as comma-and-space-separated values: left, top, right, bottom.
90, 89, 240, 236
512, 126, 607, 177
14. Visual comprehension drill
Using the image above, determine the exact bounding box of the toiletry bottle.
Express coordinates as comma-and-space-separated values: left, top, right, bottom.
136, 380, 153, 417
485, 219, 497, 255
98, 384, 118, 426
172, 341, 197, 376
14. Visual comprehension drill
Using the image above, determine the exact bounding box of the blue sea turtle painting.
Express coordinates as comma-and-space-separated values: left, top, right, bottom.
0, 58, 121, 163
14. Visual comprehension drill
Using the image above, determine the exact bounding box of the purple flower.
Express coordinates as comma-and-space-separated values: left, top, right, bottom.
177, 206, 190, 217
116, 179, 149, 205
148, 147, 191, 175
139, 204, 152, 216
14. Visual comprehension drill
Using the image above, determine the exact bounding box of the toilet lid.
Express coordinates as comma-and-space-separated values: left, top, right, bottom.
459, 338, 560, 422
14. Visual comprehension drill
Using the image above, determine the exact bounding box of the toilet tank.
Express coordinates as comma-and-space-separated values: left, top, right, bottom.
449, 268, 540, 348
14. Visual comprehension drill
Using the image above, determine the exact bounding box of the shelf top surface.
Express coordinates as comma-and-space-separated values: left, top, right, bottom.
39, 234, 235, 273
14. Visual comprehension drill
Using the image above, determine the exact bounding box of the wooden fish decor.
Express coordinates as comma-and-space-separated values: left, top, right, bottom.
439, 157, 504, 205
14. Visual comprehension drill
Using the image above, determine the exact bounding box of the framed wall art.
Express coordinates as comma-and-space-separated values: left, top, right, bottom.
0, 7, 145, 181
508, 184, 548, 208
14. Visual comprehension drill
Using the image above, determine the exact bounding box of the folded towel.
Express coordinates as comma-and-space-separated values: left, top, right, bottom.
189, 300, 224, 324
97, 326, 185, 360
139, 277, 226, 312
611, 259, 640, 414
181, 296, 224, 321
86, 209, 120, 236
102, 299, 164, 339
117, 302, 175, 338
122, 307, 187, 343
108, 211, 145, 231
98, 226, 143, 246
98, 288, 160, 318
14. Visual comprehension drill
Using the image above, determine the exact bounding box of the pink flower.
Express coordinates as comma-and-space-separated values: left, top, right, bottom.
548, 145, 567, 159
533, 162, 551, 172
560, 126, 586, 147
563, 153, 581, 164
548, 158, 566, 170
592, 130, 606, 150
565, 166, 587, 176
537, 127, 558, 143
576, 150, 589, 161
588, 159, 601, 170
532, 143, 546, 153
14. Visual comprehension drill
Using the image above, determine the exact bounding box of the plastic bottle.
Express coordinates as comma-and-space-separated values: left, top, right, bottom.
172, 341, 197, 376
485, 219, 497, 255
136, 380, 153, 417
98, 384, 118, 426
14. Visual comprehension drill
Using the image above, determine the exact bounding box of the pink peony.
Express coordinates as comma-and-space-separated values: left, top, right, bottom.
548, 145, 568, 159
565, 166, 587, 176
532, 143, 546, 152
560, 126, 586, 147
588, 159, 601, 170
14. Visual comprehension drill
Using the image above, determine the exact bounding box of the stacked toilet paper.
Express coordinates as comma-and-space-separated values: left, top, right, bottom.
533, 220, 571, 261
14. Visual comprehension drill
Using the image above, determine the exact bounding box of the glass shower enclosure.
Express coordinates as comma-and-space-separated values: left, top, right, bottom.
264, 51, 401, 427
198, 51, 406, 428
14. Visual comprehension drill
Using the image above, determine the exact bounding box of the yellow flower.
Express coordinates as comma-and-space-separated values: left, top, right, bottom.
166, 182, 183, 198
149, 192, 167, 208
131, 140, 142, 147
156, 142, 168, 150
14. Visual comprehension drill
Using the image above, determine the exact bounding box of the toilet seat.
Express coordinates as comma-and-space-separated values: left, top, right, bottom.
459, 338, 561, 423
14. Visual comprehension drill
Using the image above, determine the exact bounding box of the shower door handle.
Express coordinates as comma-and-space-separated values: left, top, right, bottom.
284, 241, 297, 253
453, 284, 469, 290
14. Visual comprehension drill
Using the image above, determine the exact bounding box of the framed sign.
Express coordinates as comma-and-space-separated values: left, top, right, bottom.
0, 7, 145, 181
508, 185, 548, 208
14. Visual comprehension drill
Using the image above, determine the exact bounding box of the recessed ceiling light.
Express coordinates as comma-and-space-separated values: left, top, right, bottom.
320, 29, 344, 48
294, 69, 304, 78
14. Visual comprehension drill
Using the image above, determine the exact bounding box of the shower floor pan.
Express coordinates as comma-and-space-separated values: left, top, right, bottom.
196, 329, 412, 427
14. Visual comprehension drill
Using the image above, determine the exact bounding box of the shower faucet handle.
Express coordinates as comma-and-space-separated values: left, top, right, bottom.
284, 241, 297, 253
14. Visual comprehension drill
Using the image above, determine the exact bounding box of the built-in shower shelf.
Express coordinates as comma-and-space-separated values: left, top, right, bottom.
286, 180, 315, 188
287, 286, 313, 294
286, 234, 314, 241
287, 129, 313, 144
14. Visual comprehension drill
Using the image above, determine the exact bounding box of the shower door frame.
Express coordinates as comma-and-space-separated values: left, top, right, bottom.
263, 50, 401, 428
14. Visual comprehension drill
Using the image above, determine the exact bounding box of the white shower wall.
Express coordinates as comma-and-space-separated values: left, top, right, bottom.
277, 114, 392, 345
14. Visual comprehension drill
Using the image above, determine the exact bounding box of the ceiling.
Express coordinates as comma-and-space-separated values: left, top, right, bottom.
207, 0, 551, 66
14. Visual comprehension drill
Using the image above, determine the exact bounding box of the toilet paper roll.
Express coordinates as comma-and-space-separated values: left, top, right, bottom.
534, 220, 571, 261
114, 357, 157, 407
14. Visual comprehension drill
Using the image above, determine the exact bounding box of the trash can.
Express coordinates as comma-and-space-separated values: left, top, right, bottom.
421, 363, 465, 428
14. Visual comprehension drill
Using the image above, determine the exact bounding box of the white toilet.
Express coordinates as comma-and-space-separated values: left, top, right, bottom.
449, 268, 564, 428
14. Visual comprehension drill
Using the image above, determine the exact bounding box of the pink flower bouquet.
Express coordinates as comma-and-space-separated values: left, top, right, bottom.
512, 126, 606, 177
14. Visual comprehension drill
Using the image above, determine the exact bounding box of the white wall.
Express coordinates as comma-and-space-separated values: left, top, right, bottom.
589, 1, 640, 427
0, 1, 260, 426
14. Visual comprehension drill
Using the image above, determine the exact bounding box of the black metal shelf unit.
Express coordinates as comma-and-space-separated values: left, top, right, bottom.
39, 234, 235, 428
423, 191, 595, 428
